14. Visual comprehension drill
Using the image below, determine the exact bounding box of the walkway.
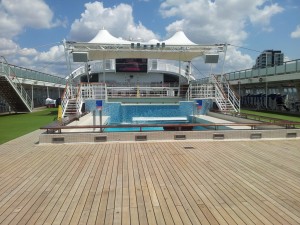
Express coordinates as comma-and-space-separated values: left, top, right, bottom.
0, 131, 300, 224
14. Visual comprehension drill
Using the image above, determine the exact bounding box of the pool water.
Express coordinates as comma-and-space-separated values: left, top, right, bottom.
104, 117, 210, 132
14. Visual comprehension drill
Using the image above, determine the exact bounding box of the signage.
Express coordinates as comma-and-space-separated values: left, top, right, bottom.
196, 100, 202, 109
96, 100, 103, 111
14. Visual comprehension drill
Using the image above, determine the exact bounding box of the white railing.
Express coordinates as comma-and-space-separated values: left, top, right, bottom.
214, 82, 229, 111
1, 56, 65, 85
226, 58, 300, 81
0, 56, 33, 111
212, 75, 240, 112
81, 83, 107, 100
189, 83, 215, 99
107, 86, 179, 98
77, 82, 180, 99
225, 82, 240, 113
75, 84, 83, 115
61, 83, 71, 117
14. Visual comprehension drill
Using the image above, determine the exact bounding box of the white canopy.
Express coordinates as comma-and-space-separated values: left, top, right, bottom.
67, 29, 221, 62
89, 29, 130, 44
163, 31, 196, 45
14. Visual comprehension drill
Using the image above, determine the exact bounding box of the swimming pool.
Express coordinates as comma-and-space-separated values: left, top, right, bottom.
104, 116, 218, 132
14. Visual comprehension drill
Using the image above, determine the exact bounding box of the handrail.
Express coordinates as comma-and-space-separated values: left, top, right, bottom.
0, 56, 33, 111
212, 75, 240, 112
75, 83, 83, 115
61, 83, 70, 117
41, 121, 300, 133
226, 82, 240, 113
1, 57, 66, 85
225, 58, 300, 81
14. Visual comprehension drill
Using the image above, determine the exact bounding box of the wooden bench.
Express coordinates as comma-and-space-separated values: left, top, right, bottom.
42, 116, 80, 134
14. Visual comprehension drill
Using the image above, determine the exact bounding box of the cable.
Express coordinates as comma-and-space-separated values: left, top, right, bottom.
227, 44, 262, 53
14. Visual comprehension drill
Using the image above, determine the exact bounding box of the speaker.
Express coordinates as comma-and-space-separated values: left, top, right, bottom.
73, 52, 88, 62
205, 54, 219, 64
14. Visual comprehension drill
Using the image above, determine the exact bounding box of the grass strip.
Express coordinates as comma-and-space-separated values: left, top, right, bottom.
0, 108, 58, 144
241, 109, 300, 122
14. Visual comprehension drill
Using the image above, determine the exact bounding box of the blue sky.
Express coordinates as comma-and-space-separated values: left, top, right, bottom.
0, 0, 299, 77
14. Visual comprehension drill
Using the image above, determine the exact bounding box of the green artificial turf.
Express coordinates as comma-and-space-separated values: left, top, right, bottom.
0, 108, 58, 144
241, 109, 300, 122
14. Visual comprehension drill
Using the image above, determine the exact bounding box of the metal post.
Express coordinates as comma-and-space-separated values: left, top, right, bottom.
93, 110, 96, 131
265, 77, 268, 108
99, 110, 102, 133
63, 40, 72, 78
31, 85, 34, 109
103, 59, 106, 84
221, 43, 228, 82
187, 61, 191, 101
86, 62, 90, 83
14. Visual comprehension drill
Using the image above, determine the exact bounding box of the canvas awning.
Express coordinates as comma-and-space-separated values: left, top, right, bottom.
66, 29, 223, 62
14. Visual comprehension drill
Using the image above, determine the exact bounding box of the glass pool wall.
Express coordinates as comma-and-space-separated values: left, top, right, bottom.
85, 99, 213, 124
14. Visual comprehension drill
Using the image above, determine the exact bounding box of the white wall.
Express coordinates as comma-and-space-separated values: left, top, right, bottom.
98, 73, 163, 84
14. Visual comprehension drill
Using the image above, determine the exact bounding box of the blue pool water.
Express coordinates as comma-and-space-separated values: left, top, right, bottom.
104, 117, 210, 132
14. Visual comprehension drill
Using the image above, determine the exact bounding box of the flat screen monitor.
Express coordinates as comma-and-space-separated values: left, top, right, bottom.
116, 58, 147, 72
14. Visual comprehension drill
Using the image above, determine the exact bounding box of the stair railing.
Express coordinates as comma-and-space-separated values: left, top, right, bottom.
61, 83, 71, 117
214, 83, 228, 111
75, 84, 83, 116
222, 76, 240, 113
0, 56, 33, 111
225, 82, 240, 113
212, 75, 240, 113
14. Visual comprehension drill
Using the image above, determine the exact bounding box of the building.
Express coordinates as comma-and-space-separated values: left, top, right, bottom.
253, 50, 284, 69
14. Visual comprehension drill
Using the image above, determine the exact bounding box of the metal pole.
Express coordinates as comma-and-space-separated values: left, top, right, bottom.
221, 43, 228, 82
265, 53, 268, 108
99, 110, 102, 133
187, 61, 191, 101
93, 110, 96, 131
103, 59, 106, 84
63, 40, 72, 79
31, 85, 34, 109
86, 62, 90, 83
265, 78, 268, 108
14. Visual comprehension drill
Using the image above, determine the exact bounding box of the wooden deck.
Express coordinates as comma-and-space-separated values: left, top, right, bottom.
1, 131, 300, 224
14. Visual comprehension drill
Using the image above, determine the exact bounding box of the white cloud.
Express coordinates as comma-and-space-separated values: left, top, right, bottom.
159, 0, 283, 72
160, 0, 283, 44
0, 38, 19, 56
69, 2, 157, 42
18, 48, 38, 56
223, 47, 254, 72
249, 3, 284, 29
291, 25, 300, 38
0, 0, 64, 38
34, 45, 65, 63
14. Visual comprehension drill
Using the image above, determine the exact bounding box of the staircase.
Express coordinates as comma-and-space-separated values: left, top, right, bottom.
213, 75, 240, 113
61, 84, 84, 118
0, 57, 32, 112
64, 98, 78, 117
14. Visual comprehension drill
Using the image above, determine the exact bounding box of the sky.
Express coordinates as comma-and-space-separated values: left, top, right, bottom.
0, 0, 299, 78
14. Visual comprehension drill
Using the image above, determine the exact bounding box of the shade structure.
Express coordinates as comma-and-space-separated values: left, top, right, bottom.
66, 29, 222, 62
89, 29, 130, 44
163, 31, 196, 45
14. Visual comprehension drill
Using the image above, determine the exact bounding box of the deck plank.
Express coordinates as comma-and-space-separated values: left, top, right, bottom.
1, 134, 300, 225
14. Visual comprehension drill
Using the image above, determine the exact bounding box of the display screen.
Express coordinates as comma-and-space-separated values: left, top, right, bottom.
116, 58, 147, 72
